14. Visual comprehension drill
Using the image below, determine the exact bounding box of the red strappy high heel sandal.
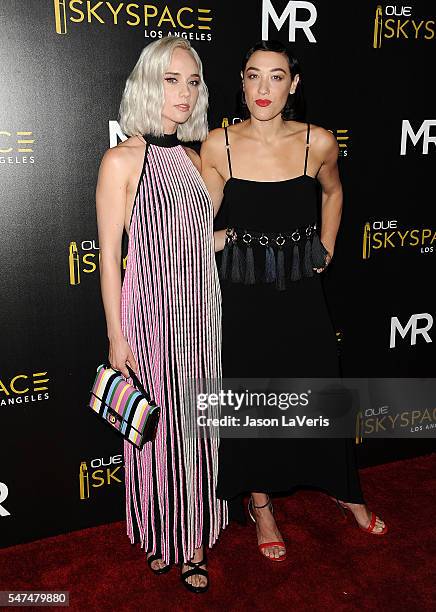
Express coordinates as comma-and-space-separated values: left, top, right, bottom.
248, 496, 287, 561
331, 497, 388, 535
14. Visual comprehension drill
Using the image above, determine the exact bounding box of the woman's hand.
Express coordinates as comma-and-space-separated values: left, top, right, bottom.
108, 333, 138, 379
313, 249, 333, 274
214, 228, 227, 252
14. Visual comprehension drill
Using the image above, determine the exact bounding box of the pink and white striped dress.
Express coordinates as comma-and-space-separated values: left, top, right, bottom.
121, 131, 227, 564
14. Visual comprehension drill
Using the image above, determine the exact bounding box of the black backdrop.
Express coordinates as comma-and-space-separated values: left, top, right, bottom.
1, 1, 435, 547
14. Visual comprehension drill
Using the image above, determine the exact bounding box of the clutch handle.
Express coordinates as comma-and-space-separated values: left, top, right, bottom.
125, 364, 147, 396
104, 362, 153, 404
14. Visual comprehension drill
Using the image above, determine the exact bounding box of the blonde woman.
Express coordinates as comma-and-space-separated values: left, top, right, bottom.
95, 37, 227, 594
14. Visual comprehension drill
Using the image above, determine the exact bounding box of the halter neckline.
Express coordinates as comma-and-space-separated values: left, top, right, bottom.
143, 132, 180, 148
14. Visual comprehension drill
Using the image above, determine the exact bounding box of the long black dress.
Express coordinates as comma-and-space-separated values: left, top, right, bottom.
216, 123, 364, 521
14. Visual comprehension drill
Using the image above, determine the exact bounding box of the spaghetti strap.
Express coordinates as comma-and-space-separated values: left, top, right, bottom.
303, 122, 310, 175
224, 126, 233, 178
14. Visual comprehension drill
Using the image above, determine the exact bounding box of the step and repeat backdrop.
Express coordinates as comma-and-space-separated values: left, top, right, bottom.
1, 1, 435, 547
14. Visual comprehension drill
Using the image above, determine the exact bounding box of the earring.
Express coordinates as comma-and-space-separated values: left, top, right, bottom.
282, 91, 295, 117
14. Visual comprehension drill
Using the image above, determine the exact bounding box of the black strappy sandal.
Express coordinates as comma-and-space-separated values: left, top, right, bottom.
146, 553, 172, 575
180, 553, 209, 594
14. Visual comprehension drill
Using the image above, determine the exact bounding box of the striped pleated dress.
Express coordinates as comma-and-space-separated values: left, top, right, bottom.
121, 131, 228, 565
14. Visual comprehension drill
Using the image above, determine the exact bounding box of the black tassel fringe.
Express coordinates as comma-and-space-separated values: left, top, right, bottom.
290, 243, 301, 281
220, 240, 230, 279
244, 246, 255, 284
276, 248, 286, 290
221, 230, 326, 289
303, 239, 314, 277
231, 242, 244, 283
265, 246, 276, 283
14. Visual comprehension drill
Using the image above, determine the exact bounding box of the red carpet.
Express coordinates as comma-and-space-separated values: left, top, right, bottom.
1, 454, 435, 612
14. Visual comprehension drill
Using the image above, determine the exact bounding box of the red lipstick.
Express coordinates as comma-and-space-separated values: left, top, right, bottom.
255, 99, 272, 107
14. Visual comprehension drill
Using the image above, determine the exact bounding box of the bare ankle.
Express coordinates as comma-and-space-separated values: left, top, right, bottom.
251, 493, 270, 507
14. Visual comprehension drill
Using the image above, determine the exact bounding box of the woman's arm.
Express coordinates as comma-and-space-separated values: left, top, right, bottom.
95, 147, 138, 377
213, 229, 227, 253
200, 131, 226, 217
200, 131, 228, 252
313, 129, 343, 270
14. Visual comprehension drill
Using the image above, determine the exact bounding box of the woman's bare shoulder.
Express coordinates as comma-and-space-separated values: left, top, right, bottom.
100, 135, 144, 172
202, 121, 249, 156
203, 127, 225, 146
200, 128, 226, 162
307, 123, 338, 151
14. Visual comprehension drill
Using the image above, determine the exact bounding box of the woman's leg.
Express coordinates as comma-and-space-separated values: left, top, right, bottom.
328, 440, 387, 533
332, 498, 387, 533
181, 545, 208, 588
250, 492, 286, 560
146, 554, 168, 571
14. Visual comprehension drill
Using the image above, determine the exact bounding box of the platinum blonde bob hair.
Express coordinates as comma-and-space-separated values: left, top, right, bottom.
118, 36, 208, 142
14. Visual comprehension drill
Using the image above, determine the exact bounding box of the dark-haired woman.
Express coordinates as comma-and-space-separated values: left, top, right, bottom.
201, 40, 387, 562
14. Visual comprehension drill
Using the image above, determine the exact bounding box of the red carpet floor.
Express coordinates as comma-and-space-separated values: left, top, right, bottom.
1, 454, 435, 612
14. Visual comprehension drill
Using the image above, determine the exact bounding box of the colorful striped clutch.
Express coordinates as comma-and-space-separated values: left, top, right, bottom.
88, 363, 160, 449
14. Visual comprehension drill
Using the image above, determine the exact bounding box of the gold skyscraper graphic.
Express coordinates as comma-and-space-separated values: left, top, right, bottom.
362, 222, 371, 259
355, 411, 363, 444
69, 241, 80, 285
79, 462, 90, 500
373, 5, 383, 49
54, 0, 67, 35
